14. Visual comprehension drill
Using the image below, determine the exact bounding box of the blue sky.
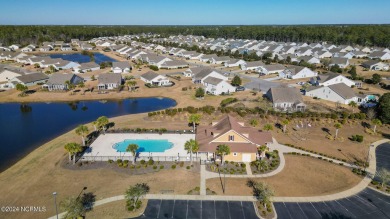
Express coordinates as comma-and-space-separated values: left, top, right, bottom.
1, 0, 389, 25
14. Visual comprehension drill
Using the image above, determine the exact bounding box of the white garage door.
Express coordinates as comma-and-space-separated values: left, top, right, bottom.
242, 154, 251, 162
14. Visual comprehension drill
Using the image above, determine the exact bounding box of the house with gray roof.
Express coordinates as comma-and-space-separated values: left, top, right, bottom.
140, 71, 170, 86
74, 62, 100, 73
309, 72, 355, 87
12, 72, 49, 86
112, 61, 131, 73
203, 76, 236, 95
182, 66, 209, 77
42, 73, 83, 91
361, 60, 389, 71
159, 60, 189, 69
258, 64, 286, 75
279, 66, 317, 79
240, 60, 265, 71
192, 68, 228, 84
211, 56, 231, 64
329, 57, 349, 68
266, 87, 306, 112
368, 51, 390, 60
97, 73, 122, 90
305, 83, 363, 105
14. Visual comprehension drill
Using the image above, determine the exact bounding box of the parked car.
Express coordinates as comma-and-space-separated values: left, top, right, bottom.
236, 86, 245, 91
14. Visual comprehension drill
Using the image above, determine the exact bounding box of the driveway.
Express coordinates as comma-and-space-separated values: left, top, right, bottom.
274, 188, 390, 219
135, 199, 259, 219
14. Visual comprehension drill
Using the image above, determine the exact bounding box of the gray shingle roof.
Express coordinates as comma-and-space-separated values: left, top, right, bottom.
193, 69, 225, 80
203, 76, 223, 85
16, 72, 48, 83
46, 73, 75, 85
141, 71, 159, 81
98, 73, 122, 84
267, 87, 303, 104
328, 83, 356, 99
330, 57, 348, 65
112, 61, 130, 69
79, 62, 100, 70
245, 61, 265, 68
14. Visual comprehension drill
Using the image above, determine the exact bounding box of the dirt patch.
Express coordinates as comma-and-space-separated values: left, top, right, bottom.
206, 155, 363, 197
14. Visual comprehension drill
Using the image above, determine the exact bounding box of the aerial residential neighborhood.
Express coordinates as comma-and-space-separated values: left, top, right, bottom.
0, 1, 390, 219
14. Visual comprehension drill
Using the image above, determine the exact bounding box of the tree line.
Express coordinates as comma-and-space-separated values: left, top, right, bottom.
1, 25, 390, 47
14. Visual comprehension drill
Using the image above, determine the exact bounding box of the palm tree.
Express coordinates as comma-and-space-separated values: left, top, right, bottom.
263, 124, 273, 131
126, 144, 139, 164
75, 125, 89, 146
184, 139, 199, 165
94, 116, 109, 133
257, 160, 269, 171
348, 101, 357, 113
258, 145, 268, 158
215, 144, 231, 164
188, 114, 201, 133
372, 119, 382, 133
60, 196, 85, 219
126, 80, 137, 91
334, 123, 342, 139
64, 142, 83, 164
281, 120, 289, 133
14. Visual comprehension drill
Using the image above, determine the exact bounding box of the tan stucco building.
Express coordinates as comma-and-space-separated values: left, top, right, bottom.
196, 115, 273, 162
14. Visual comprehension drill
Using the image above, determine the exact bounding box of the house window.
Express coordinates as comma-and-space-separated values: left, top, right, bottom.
229, 135, 234, 141
233, 153, 238, 156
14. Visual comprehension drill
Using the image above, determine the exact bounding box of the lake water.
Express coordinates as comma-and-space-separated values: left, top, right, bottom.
49, 53, 118, 64
0, 97, 176, 172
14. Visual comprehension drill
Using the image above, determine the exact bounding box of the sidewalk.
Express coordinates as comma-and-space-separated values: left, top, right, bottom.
48, 139, 389, 219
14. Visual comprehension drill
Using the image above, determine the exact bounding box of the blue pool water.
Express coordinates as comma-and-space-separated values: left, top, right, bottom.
49, 53, 118, 64
113, 139, 173, 153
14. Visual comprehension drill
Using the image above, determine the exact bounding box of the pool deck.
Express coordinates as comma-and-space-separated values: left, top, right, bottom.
83, 133, 195, 159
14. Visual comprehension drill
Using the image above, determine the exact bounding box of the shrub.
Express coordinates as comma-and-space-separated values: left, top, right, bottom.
160, 165, 164, 169
140, 160, 146, 165
241, 163, 246, 168
108, 159, 113, 163
153, 165, 157, 170
148, 159, 154, 165
179, 161, 184, 167
220, 98, 238, 107
186, 166, 191, 169
171, 164, 176, 169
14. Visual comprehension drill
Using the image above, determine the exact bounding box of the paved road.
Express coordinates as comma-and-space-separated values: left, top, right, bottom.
274, 188, 390, 219
135, 199, 259, 219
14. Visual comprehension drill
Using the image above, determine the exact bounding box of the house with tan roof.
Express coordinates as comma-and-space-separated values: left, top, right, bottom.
196, 115, 273, 162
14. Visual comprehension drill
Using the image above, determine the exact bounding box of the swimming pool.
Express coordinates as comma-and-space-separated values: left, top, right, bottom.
113, 139, 173, 153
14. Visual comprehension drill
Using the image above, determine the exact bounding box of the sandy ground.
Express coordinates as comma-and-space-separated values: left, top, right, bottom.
207, 155, 363, 197
0, 113, 199, 219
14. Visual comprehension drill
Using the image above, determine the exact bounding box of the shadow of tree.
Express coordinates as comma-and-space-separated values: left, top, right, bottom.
81, 192, 96, 211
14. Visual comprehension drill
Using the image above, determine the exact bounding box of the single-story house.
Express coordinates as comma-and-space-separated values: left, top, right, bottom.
200, 54, 218, 63
310, 72, 356, 87
112, 61, 131, 73
11, 72, 49, 86
279, 66, 317, 79
224, 59, 246, 68
192, 69, 228, 84
299, 56, 321, 64
140, 71, 171, 86
361, 60, 389, 71
196, 115, 273, 162
42, 73, 84, 91
73, 62, 100, 73
203, 76, 236, 95
97, 73, 122, 90
266, 87, 306, 112
368, 51, 390, 60
259, 64, 286, 75
240, 61, 265, 71
329, 57, 350, 68
211, 56, 231, 64
159, 60, 189, 69
305, 83, 363, 105
182, 66, 210, 77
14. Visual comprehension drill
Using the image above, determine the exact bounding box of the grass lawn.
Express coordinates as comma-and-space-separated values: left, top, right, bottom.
206, 155, 363, 197
0, 113, 199, 219
85, 199, 147, 219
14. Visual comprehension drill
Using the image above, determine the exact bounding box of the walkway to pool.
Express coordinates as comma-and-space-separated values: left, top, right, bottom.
82, 133, 195, 161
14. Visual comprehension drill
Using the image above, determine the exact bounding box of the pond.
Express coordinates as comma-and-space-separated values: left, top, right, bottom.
0, 97, 176, 172
48, 53, 118, 64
